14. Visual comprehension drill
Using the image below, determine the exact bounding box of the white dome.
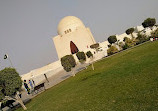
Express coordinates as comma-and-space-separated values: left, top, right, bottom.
57, 16, 85, 35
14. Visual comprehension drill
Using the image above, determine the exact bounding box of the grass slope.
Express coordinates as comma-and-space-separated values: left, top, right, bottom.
17, 41, 158, 111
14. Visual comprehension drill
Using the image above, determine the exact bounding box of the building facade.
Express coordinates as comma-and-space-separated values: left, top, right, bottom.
53, 16, 96, 59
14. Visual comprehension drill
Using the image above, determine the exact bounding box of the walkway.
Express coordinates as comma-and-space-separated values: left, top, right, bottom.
21, 63, 89, 102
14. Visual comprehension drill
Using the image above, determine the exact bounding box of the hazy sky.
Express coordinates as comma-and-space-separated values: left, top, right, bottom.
0, 0, 157, 75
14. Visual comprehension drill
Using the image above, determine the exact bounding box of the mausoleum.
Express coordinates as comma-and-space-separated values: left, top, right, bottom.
53, 16, 96, 59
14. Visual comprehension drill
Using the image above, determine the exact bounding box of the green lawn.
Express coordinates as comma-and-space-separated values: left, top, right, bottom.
17, 41, 158, 111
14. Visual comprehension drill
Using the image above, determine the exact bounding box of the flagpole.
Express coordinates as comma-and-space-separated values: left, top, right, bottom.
4, 54, 14, 68
8, 57, 14, 68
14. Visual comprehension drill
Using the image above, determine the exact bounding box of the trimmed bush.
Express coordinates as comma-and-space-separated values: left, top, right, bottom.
61, 55, 76, 72
122, 43, 129, 50
90, 43, 101, 53
90, 43, 99, 49
123, 37, 128, 42
107, 45, 118, 56
108, 35, 117, 44
126, 28, 134, 35
142, 18, 156, 28
86, 51, 93, 58
125, 28, 135, 38
123, 37, 136, 48
76, 52, 86, 63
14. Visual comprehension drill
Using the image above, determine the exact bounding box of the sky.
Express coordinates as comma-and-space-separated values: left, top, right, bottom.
0, 0, 158, 75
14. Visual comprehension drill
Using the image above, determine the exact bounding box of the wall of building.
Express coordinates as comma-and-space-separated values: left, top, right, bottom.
116, 32, 137, 42
21, 60, 62, 85
53, 27, 96, 59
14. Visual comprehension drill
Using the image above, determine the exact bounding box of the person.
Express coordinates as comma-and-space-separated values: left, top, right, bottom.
31, 74, 35, 86
32, 79, 35, 86
23, 80, 30, 94
44, 74, 49, 83
29, 80, 34, 89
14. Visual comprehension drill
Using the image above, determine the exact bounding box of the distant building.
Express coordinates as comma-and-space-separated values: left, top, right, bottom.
53, 16, 96, 59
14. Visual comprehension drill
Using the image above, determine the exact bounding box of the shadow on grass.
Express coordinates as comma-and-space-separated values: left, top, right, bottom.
81, 73, 101, 81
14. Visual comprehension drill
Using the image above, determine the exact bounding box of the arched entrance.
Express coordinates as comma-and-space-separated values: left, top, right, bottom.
70, 41, 79, 54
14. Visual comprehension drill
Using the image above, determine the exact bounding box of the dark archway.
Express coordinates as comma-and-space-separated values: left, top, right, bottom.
70, 41, 79, 54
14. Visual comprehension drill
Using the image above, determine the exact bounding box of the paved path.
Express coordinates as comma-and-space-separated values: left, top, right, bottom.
21, 63, 89, 102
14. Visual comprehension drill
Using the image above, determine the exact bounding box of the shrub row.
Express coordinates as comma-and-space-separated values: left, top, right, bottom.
61, 51, 93, 72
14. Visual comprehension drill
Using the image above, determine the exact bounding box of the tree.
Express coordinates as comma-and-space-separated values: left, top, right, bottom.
142, 18, 156, 28
76, 52, 86, 63
90, 43, 99, 49
125, 28, 135, 38
107, 46, 118, 56
0, 68, 27, 110
108, 35, 117, 44
90, 43, 100, 53
61, 55, 76, 72
86, 51, 94, 70
86, 51, 93, 58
